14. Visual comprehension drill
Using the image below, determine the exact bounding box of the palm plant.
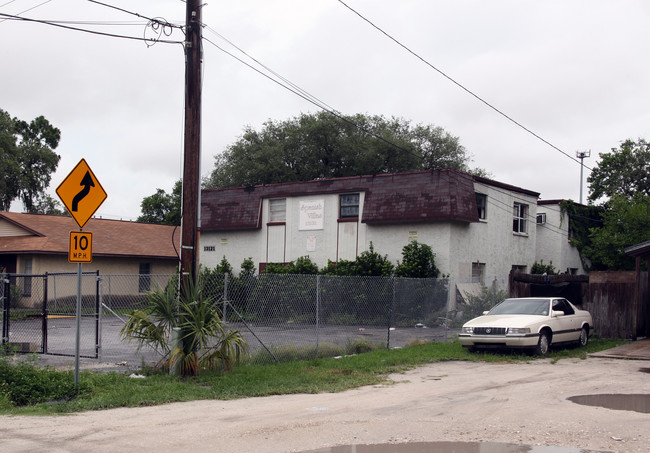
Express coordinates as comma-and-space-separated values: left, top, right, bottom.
121, 277, 248, 377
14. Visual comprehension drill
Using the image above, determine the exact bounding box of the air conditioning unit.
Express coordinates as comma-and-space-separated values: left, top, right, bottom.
536, 213, 546, 224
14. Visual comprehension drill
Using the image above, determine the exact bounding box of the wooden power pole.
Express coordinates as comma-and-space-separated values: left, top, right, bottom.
180, 0, 202, 289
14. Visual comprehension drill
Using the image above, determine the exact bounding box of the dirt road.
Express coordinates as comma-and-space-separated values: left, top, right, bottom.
1, 357, 648, 452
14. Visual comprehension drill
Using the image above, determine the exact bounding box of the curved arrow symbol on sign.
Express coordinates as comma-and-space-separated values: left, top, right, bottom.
71, 171, 95, 212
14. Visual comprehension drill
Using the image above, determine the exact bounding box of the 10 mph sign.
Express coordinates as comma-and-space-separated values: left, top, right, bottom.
69, 231, 92, 263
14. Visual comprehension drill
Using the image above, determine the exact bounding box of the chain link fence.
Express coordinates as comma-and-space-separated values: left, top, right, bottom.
3, 272, 460, 367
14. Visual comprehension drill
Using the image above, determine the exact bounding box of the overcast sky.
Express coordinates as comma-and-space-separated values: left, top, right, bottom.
2, 0, 649, 221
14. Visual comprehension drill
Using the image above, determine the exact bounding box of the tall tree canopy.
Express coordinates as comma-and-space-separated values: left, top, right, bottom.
138, 179, 182, 225
0, 109, 61, 211
575, 138, 650, 270
204, 112, 484, 189
587, 138, 650, 204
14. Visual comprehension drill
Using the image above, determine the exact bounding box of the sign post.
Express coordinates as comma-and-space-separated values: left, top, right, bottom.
56, 159, 106, 387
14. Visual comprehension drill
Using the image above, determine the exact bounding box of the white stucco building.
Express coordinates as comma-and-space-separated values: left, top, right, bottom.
199, 170, 585, 288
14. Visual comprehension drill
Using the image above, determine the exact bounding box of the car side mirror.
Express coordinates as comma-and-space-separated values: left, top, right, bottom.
551, 310, 565, 317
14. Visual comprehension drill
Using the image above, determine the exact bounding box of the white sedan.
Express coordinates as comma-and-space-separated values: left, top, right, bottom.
459, 297, 593, 355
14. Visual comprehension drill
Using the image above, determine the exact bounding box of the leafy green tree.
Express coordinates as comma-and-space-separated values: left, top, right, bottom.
26, 194, 65, 215
0, 109, 61, 211
395, 241, 440, 278
588, 138, 650, 204
583, 193, 650, 270
204, 112, 484, 189
530, 260, 557, 275
137, 180, 181, 225
121, 278, 248, 377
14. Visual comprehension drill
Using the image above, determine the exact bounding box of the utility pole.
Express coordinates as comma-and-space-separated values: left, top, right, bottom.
180, 0, 202, 290
576, 150, 590, 204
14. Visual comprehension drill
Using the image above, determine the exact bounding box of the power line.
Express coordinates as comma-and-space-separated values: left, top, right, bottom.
0, 12, 183, 44
0, 0, 51, 23
201, 32, 426, 165
336, 0, 591, 171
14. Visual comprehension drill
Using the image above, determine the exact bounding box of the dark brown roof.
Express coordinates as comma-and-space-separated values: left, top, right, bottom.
0, 212, 179, 260
201, 169, 485, 231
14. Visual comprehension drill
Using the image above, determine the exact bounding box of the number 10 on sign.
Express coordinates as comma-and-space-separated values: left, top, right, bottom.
69, 231, 93, 263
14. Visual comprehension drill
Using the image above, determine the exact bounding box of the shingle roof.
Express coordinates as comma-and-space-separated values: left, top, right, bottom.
0, 212, 179, 260
201, 169, 487, 231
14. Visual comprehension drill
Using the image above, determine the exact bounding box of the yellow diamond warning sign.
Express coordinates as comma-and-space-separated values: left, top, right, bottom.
56, 159, 107, 229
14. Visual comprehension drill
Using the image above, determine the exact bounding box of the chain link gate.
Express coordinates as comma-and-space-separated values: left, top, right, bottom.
1, 273, 47, 353
0, 272, 99, 358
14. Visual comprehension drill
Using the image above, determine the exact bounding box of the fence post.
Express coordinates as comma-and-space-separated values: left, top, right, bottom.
1, 275, 9, 346
42, 274, 48, 354
223, 272, 229, 323
97, 272, 103, 362
316, 274, 320, 357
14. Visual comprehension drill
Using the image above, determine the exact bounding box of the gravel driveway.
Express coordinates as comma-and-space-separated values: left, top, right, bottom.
1, 356, 648, 452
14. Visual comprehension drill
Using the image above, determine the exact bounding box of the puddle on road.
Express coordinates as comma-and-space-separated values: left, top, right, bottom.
301, 442, 603, 453
568, 394, 650, 414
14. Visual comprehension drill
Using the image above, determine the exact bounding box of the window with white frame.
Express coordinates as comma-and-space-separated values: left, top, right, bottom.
476, 193, 487, 220
339, 193, 360, 218
513, 202, 528, 234
269, 198, 286, 222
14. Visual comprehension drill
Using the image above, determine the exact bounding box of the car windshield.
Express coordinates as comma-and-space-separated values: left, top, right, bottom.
488, 298, 550, 316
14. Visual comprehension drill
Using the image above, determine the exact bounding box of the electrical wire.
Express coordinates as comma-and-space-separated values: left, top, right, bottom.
201, 33, 427, 167
336, 0, 592, 171
0, 0, 51, 23
86, 0, 183, 30
0, 12, 183, 44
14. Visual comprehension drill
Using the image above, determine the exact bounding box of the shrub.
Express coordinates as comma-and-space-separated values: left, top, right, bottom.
0, 356, 82, 407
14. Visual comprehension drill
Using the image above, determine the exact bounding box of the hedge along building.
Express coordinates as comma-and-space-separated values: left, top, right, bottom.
199, 170, 585, 288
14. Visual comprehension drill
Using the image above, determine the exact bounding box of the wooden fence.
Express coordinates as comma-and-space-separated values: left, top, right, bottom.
510, 270, 648, 340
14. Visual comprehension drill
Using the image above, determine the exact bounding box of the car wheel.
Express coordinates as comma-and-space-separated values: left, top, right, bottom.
578, 326, 589, 347
535, 331, 550, 355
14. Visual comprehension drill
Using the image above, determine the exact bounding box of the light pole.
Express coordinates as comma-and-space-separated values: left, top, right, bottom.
576, 150, 590, 204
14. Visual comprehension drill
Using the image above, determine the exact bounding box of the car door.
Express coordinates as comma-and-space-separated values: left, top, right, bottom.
551, 299, 579, 342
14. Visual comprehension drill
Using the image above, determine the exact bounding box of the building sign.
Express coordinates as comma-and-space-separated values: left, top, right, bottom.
299, 200, 324, 230
408, 230, 418, 241
306, 235, 316, 252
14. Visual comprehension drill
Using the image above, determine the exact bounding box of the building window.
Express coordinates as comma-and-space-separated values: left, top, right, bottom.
139, 263, 151, 293
513, 202, 528, 234
536, 213, 546, 224
23, 258, 32, 297
476, 193, 487, 220
340, 193, 360, 218
512, 264, 527, 273
269, 198, 286, 222
472, 262, 485, 285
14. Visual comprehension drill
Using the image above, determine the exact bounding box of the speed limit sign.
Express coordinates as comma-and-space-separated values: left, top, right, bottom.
69, 231, 93, 263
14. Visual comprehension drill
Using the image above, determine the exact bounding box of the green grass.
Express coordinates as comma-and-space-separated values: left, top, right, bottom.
0, 338, 626, 415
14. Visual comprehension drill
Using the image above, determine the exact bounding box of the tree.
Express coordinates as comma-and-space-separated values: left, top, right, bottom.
587, 138, 650, 204
137, 179, 181, 225
583, 193, 650, 270
395, 241, 440, 278
26, 194, 65, 215
121, 278, 248, 377
204, 112, 485, 189
0, 109, 61, 211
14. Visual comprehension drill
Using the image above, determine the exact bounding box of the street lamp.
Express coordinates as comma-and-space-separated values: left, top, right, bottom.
576, 150, 591, 204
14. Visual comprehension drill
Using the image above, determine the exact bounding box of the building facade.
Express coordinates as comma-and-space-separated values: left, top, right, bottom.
200, 170, 586, 285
